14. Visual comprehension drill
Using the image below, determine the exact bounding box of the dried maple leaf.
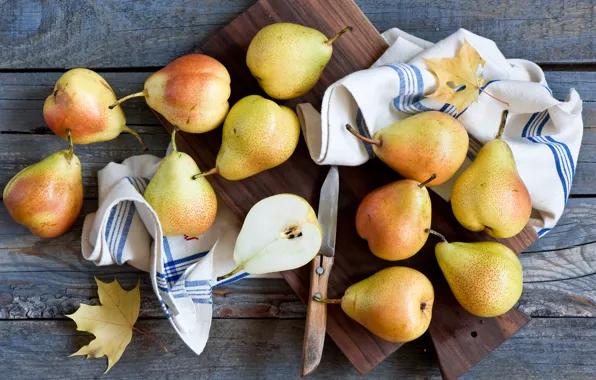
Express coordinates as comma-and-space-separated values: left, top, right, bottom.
424, 39, 506, 113
67, 278, 149, 373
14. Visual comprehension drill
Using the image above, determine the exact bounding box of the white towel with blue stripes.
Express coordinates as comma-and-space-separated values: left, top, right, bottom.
298, 28, 583, 237
80, 154, 251, 356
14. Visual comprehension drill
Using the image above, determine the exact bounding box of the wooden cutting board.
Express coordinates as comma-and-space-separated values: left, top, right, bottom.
158, 0, 536, 377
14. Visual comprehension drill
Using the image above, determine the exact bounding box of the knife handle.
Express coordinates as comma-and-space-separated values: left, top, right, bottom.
301, 254, 335, 376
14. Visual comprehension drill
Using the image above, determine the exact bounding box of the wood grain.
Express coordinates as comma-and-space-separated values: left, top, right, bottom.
3, 318, 596, 379
2, 0, 596, 68
302, 255, 334, 376
152, 0, 536, 377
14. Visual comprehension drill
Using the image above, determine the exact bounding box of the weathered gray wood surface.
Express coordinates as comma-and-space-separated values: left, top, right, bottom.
1, 0, 595, 67
1, 0, 596, 378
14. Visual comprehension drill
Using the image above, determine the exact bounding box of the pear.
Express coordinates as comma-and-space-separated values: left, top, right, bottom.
143, 129, 217, 236
247, 23, 353, 100
450, 111, 531, 238
428, 230, 523, 318
218, 194, 322, 280
356, 175, 435, 261
110, 54, 231, 134
196, 95, 300, 181
43, 68, 145, 148
317, 267, 434, 343
346, 111, 469, 186
3, 130, 83, 238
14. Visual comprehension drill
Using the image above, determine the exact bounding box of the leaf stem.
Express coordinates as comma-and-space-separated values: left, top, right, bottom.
480, 88, 509, 108
132, 326, 168, 352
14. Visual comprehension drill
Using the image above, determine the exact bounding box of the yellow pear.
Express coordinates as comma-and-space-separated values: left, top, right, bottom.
429, 230, 523, 318
43, 68, 145, 148
450, 112, 531, 238
247, 23, 352, 99
318, 267, 434, 343
355, 176, 434, 261
347, 111, 469, 186
197, 95, 300, 180
144, 129, 217, 236
3, 130, 82, 238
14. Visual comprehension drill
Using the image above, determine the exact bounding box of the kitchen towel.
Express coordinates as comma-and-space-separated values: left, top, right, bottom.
297, 28, 583, 237
81, 153, 251, 356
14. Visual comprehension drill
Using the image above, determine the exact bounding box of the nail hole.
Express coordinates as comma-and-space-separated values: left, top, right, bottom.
479, 319, 484, 324
471, 331, 478, 338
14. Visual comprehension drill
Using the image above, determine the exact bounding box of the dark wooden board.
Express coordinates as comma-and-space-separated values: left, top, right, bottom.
150, 0, 539, 377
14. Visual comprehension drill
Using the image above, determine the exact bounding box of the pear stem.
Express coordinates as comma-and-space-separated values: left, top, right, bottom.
418, 173, 437, 188
345, 124, 381, 147
66, 128, 74, 162
325, 26, 354, 45
425, 228, 447, 243
171, 128, 178, 153
313, 297, 342, 304
122, 125, 147, 151
217, 266, 243, 282
131, 326, 168, 352
192, 168, 219, 180
109, 91, 145, 109
496, 110, 508, 140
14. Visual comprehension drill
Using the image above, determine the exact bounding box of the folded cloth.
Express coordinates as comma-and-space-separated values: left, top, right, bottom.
81, 154, 251, 355
297, 28, 583, 237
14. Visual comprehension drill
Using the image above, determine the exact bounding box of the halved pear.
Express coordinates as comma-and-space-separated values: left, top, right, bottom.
218, 194, 322, 280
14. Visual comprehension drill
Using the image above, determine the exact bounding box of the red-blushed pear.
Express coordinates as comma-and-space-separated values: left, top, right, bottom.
450, 111, 532, 238
316, 267, 434, 343
143, 129, 217, 237
110, 54, 231, 134
3, 130, 83, 238
355, 175, 435, 261
346, 111, 469, 186
43, 68, 145, 148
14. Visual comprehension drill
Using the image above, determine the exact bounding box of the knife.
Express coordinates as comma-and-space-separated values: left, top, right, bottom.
301, 166, 339, 376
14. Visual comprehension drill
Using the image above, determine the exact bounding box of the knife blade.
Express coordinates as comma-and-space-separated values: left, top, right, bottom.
301, 166, 339, 377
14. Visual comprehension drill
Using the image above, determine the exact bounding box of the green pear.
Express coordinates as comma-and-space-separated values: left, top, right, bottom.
318, 267, 434, 343
198, 95, 300, 180
246, 23, 352, 100
347, 111, 469, 186
218, 194, 322, 280
3, 130, 82, 238
144, 129, 217, 237
429, 230, 523, 318
44, 68, 145, 148
355, 176, 435, 261
450, 112, 531, 238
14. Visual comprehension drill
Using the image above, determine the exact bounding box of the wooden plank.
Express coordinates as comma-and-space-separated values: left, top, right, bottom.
2, 70, 593, 133
2, 318, 596, 379
1, 0, 595, 68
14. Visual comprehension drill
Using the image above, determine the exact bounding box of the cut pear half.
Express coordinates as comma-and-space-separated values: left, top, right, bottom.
218, 194, 322, 280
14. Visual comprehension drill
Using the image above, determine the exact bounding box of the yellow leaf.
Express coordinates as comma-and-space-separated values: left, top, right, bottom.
423, 39, 490, 113
66, 277, 140, 373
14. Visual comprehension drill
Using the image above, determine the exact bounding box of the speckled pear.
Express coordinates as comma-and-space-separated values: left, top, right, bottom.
450, 112, 531, 238
143, 129, 217, 236
337, 267, 434, 343
198, 95, 300, 180
43, 68, 145, 148
355, 176, 434, 261
111, 54, 231, 134
3, 131, 82, 238
430, 231, 523, 318
347, 111, 469, 186
247, 23, 352, 99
